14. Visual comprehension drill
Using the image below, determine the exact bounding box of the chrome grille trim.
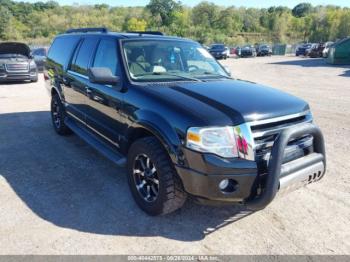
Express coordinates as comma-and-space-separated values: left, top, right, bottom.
247, 110, 311, 126
5, 63, 29, 73
247, 110, 313, 154
252, 117, 312, 138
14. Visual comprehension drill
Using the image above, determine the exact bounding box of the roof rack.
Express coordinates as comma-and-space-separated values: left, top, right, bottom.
65, 27, 108, 34
127, 31, 164, 36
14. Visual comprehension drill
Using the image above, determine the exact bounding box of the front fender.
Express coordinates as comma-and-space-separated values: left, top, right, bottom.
131, 109, 183, 163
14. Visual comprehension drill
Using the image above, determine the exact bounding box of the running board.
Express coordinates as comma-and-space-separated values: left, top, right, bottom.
65, 118, 126, 167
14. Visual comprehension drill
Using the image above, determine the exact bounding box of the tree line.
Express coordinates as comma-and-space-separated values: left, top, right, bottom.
0, 0, 349, 46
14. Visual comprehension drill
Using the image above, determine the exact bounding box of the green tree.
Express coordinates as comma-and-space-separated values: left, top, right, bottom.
125, 17, 147, 31
146, 0, 182, 27
0, 6, 12, 40
292, 3, 313, 18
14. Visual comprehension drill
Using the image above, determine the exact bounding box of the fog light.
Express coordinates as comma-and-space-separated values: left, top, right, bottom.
219, 179, 229, 190
219, 179, 238, 193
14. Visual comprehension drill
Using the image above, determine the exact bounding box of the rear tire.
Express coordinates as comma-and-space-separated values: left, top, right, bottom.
51, 94, 72, 135
127, 137, 187, 216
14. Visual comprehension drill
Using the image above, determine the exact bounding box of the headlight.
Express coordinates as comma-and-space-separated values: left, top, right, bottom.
0, 64, 4, 69
186, 124, 255, 159
29, 60, 36, 69
186, 126, 238, 158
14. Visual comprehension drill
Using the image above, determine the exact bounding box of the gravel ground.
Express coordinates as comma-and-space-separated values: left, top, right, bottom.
0, 56, 349, 255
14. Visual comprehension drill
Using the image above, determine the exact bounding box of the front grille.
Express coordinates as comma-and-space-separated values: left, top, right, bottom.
249, 111, 313, 170
5, 63, 29, 73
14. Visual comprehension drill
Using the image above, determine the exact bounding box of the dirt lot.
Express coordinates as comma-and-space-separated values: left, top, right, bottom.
0, 56, 349, 255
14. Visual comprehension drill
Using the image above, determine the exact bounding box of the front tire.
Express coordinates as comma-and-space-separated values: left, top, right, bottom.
51, 94, 72, 135
31, 74, 38, 82
127, 137, 187, 216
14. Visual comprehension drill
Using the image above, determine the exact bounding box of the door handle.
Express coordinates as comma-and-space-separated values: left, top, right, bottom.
85, 87, 92, 94
93, 95, 104, 103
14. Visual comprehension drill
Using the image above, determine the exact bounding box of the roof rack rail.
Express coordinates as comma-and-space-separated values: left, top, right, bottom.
65, 27, 108, 34
127, 31, 164, 36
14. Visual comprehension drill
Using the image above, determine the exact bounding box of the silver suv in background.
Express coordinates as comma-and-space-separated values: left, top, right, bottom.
0, 42, 38, 82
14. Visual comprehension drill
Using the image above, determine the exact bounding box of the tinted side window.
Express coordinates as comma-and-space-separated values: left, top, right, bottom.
93, 39, 118, 75
47, 36, 79, 67
71, 38, 98, 75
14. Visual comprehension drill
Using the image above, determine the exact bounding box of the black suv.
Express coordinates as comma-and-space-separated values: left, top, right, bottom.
45, 28, 326, 216
208, 44, 229, 59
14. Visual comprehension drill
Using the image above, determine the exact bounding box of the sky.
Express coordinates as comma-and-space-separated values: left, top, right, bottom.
15, 0, 350, 8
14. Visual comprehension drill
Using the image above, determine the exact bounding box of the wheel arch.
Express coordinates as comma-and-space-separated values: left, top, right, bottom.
126, 110, 183, 164
50, 80, 64, 101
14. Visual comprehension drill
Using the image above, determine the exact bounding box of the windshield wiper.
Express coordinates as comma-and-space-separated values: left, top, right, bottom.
137, 72, 202, 82
199, 71, 232, 79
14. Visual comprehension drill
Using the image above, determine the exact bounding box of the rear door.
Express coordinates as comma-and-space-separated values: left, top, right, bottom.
64, 36, 99, 123
85, 37, 125, 147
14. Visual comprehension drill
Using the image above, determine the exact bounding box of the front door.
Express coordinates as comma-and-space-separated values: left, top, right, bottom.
85, 38, 125, 148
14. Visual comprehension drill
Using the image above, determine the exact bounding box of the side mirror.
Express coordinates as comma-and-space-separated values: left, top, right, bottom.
88, 67, 119, 86
223, 66, 232, 77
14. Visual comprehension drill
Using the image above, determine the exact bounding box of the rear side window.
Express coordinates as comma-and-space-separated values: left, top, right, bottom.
71, 37, 98, 75
47, 36, 79, 67
93, 39, 118, 75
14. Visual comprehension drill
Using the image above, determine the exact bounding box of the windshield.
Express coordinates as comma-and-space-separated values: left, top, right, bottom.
210, 44, 225, 50
32, 48, 46, 56
123, 40, 229, 82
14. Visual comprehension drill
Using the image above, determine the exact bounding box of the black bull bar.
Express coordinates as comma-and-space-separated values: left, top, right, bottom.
246, 123, 326, 211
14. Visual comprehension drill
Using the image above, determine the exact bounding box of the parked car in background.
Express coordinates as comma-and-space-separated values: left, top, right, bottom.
306, 43, 325, 58
45, 27, 326, 216
295, 43, 312, 56
31, 47, 48, 71
322, 42, 334, 58
256, 44, 272, 56
229, 47, 236, 56
240, 45, 257, 57
208, 44, 229, 59
235, 46, 241, 57
0, 42, 38, 82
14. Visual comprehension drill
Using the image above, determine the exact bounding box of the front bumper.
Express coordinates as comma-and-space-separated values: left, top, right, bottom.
176, 152, 257, 202
0, 71, 37, 82
177, 123, 326, 209
258, 50, 271, 56
296, 50, 306, 56
241, 52, 253, 57
210, 53, 227, 59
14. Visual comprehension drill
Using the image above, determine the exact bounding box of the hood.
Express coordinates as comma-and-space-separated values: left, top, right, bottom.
0, 42, 31, 57
149, 79, 309, 126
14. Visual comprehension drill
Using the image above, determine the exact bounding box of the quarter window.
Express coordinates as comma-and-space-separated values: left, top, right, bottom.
47, 36, 79, 67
